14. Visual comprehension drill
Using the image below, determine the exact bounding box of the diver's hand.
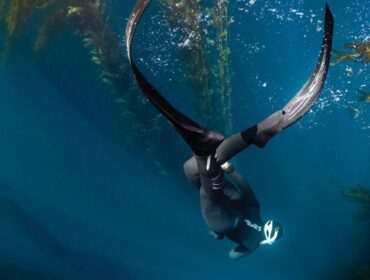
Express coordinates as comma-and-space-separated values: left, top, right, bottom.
221, 161, 235, 174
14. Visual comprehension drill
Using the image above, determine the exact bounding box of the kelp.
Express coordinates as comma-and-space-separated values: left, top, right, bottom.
347, 106, 361, 119
211, 0, 233, 133
342, 185, 370, 279
36, 1, 162, 150
341, 185, 370, 221
0, 0, 54, 58
160, 0, 216, 126
345, 41, 370, 63
341, 185, 370, 204
357, 88, 370, 104
159, 0, 233, 133
331, 40, 370, 66
330, 49, 361, 66
0, 0, 163, 160
35, 1, 127, 90
351, 263, 370, 280
345, 88, 369, 122
331, 41, 370, 123
0, 0, 236, 172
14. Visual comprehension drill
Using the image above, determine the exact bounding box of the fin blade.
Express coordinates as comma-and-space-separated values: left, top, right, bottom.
125, 0, 224, 155
282, 4, 334, 129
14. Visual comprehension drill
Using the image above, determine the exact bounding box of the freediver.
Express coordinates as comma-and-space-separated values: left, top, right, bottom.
125, 0, 334, 259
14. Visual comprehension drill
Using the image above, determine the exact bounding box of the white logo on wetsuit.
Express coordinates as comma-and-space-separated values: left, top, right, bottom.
244, 219, 262, 231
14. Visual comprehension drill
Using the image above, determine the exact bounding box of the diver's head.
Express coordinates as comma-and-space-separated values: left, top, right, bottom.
260, 220, 283, 245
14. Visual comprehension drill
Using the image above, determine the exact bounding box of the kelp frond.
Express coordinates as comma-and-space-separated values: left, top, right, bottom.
0, 0, 237, 169
65, 1, 127, 88
1, 0, 127, 88
0, 0, 164, 160
357, 88, 370, 104
342, 185, 370, 221
347, 106, 361, 119
0, 0, 54, 57
330, 49, 361, 67
34, 7, 68, 52
62, 0, 162, 148
341, 185, 370, 205
344, 41, 370, 52
351, 263, 370, 280
331, 41, 370, 67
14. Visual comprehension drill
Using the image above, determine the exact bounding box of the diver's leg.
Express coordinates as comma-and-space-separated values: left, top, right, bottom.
226, 223, 251, 260
216, 109, 307, 164
185, 155, 251, 204
215, 125, 257, 164
185, 155, 251, 203
226, 206, 263, 260
196, 153, 240, 230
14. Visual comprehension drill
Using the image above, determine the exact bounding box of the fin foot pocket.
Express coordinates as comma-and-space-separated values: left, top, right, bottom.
229, 245, 250, 260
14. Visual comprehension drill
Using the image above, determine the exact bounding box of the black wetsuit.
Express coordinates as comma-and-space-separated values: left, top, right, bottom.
183, 129, 264, 253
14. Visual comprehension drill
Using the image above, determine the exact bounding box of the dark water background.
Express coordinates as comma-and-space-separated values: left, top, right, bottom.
0, 0, 369, 279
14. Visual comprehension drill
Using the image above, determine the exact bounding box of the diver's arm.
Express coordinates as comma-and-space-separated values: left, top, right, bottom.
215, 126, 256, 164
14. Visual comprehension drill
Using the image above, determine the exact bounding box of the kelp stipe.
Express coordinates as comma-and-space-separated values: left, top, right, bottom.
159, 0, 234, 133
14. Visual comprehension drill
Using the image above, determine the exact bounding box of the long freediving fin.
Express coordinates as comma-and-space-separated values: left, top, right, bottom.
282, 4, 334, 127
125, 0, 224, 156
251, 4, 334, 147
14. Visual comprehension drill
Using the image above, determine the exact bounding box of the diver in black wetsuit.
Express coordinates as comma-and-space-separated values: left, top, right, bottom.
125, 0, 334, 260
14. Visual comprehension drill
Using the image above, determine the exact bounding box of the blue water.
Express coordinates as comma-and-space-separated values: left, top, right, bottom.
0, 0, 369, 279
